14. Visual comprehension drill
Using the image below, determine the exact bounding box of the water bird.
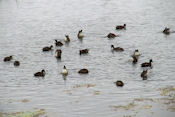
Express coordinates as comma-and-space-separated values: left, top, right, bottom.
133, 49, 140, 57
163, 27, 170, 35
79, 49, 89, 55
14, 61, 20, 66
107, 33, 117, 38
116, 24, 126, 30
42, 45, 53, 51
55, 40, 63, 46
115, 80, 124, 87
55, 49, 62, 59
141, 59, 153, 67
61, 66, 68, 76
77, 30, 84, 39
111, 45, 124, 52
34, 69, 46, 77
65, 35, 70, 42
3, 56, 13, 62
132, 55, 138, 64
78, 69, 89, 74
141, 70, 147, 80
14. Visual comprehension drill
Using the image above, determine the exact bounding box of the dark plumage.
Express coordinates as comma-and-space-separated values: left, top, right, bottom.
55, 49, 62, 59
79, 49, 89, 55
77, 30, 84, 39
107, 33, 117, 38
78, 69, 89, 74
115, 80, 124, 87
111, 45, 124, 52
141, 59, 153, 67
42, 45, 53, 51
3, 56, 13, 62
163, 27, 170, 35
34, 69, 45, 77
55, 40, 63, 46
14, 61, 20, 66
132, 55, 138, 64
116, 24, 126, 30
65, 35, 70, 42
141, 70, 147, 80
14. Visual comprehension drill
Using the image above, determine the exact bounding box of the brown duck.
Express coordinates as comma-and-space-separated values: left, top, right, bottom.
163, 27, 170, 35
3, 56, 13, 62
65, 35, 70, 42
115, 80, 124, 87
132, 55, 138, 64
55, 40, 63, 46
34, 69, 46, 77
55, 49, 62, 59
78, 69, 89, 74
80, 49, 89, 55
107, 33, 117, 38
141, 70, 147, 80
111, 45, 124, 51
14, 61, 20, 66
42, 45, 53, 51
116, 24, 126, 30
141, 59, 153, 67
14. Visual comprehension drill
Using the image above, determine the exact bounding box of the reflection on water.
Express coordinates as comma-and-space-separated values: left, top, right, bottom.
0, 0, 175, 117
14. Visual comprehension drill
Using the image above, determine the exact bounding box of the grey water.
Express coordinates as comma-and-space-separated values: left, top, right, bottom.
0, 0, 175, 117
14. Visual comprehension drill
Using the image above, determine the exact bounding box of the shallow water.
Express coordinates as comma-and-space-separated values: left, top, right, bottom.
0, 0, 175, 117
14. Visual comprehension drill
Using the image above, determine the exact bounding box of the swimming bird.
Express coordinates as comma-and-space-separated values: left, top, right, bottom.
107, 33, 117, 38
65, 35, 70, 42
79, 49, 89, 55
115, 80, 124, 87
132, 55, 138, 64
34, 69, 45, 77
163, 27, 170, 35
141, 59, 153, 67
55, 49, 62, 59
42, 45, 53, 51
55, 40, 63, 46
133, 49, 140, 57
77, 30, 84, 39
111, 45, 124, 52
14, 61, 20, 66
3, 56, 13, 62
141, 70, 147, 80
61, 66, 68, 76
78, 69, 89, 74
116, 24, 126, 30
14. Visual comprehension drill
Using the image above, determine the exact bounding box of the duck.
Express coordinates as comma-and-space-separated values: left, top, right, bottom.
65, 35, 70, 42
55, 49, 62, 59
163, 27, 170, 35
79, 49, 89, 55
14, 61, 20, 66
133, 49, 140, 57
77, 30, 84, 39
61, 65, 68, 76
116, 24, 126, 30
34, 69, 45, 77
111, 45, 124, 52
107, 33, 117, 38
141, 59, 153, 67
55, 40, 63, 46
132, 55, 138, 64
115, 80, 124, 87
3, 56, 13, 62
141, 70, 147, 80
42, 45, 53, 51
78, 69, 89, 74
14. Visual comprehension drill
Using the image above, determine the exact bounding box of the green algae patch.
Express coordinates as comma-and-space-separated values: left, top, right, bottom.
7, 109, 45, 117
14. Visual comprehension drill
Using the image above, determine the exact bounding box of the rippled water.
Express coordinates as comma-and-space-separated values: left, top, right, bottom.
0, 0, 175, 117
